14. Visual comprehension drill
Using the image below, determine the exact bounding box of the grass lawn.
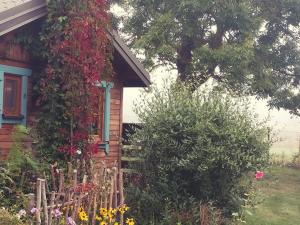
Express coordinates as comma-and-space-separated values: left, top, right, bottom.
242, 166, 300, 225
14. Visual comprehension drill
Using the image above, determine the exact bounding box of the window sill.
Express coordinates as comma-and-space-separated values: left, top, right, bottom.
2, 114, 24, 120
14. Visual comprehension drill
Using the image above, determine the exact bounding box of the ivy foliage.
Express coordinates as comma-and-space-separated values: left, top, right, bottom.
126, 83, 271, 224
16, 0, 112, 163
117, 0, 300, 115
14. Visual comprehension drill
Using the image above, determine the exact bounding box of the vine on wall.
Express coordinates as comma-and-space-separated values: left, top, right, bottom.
17, 0, 113, 163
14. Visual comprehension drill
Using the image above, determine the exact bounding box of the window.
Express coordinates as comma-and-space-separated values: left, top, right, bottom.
3, 74, 22, 118
0, 64, 31, 128
90, 88, 105, 139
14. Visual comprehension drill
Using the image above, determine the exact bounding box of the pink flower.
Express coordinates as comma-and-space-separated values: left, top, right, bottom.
67, 217, 76, 225
52, 208, 63, 218
30, 208, 38, 214
255, 171, 264, 180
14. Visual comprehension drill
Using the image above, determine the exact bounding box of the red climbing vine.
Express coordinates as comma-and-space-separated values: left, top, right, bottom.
35, 0, 112, 160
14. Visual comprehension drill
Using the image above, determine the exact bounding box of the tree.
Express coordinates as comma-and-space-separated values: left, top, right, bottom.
115, 0, 300, 115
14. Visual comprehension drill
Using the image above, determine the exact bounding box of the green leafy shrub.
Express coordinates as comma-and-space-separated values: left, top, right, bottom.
0, 209, 26, 225
0, 126, 41, 211
0, 166, 14, 206
126, 83, 270, 224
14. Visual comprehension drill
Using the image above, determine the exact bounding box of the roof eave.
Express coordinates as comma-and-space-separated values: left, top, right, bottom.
0, 0, 151, 87
0, 0, 47, 36
109, 30, 151, 87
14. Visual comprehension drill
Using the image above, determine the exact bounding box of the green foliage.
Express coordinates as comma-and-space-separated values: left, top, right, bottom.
117, 0, 300, 115
7, 126, 39, 173
0, 126, 40, 211
0, 166, 14, 204
126, 83, 270, 224
0, 209, 27, 225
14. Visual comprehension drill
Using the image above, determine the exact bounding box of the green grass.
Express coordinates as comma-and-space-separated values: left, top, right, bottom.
242, 166, 300, 225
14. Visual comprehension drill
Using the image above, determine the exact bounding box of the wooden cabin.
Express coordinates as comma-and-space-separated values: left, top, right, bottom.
0, 0, 150, 167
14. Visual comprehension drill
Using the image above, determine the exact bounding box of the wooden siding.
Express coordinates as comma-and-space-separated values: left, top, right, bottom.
0, 31, 124, 167
0, 69, 124, 167
94, 79, 123, 168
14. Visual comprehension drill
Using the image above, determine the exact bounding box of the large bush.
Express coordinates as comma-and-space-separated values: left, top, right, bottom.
126, 83, 270, 224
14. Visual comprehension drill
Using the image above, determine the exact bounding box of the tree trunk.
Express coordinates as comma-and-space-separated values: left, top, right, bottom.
176, 36, 194, 82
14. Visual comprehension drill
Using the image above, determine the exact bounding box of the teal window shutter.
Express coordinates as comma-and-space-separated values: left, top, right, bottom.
98, 81, 114, 154
0, 64, 32, 128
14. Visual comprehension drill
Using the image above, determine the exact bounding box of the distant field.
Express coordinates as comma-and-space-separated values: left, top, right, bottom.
240, 167, 300, 225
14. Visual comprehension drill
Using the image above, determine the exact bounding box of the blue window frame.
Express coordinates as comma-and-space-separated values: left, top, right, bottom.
97, 81, 114, 154
0, 64, 32, 128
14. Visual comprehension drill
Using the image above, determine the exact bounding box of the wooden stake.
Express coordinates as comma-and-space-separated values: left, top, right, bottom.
119, 170, 124, 225
26, 193, 35, 212
109, 175, 114, 209
50, 165, 57, 191
92, 193, 97, 225
114, 169, 118, 208
41, 180, 49, 225
58, 169, 65, 193
73, 169, 78, 188
67, 162, 73, 181
36, 179, 42, 225
48, 192, 55, 225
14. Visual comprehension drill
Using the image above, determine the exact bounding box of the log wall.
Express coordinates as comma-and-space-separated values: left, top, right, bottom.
0, 32, 124, 167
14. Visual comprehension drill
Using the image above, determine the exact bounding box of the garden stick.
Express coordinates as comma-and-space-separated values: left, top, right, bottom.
119, 170, 124, 225
71, 169, 78, 200
58, 188, 68, 225
65, 191, 71, 222
103, 170, 108, 209
48, 192, 55, 225
92, 193, 97, 225
68, 162, 73, 181
26, 193, 35, 212
74, 193, 83, 221
87, 188, 95, 220
50, 165, 57, 191
100, 191, 103, 208
83, 174, 88, 184
58, 169, 65, 194
73, 169, 78, 187
71, 197, 78, 220
36, 178, 42, 225
114, 168, 118, 208
41, 180, 49, 225
109, 175, 114, 209
44, 171, 50, 193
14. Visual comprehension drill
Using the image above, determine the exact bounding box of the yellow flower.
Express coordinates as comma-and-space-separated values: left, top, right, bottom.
100, 208, 108, 217
126, 218, 135, 225
114, 222, 119, 225
100, 222, 108, 225
95, 214, 102, 221
78, 211, 88, 221
118, 204, 129, 214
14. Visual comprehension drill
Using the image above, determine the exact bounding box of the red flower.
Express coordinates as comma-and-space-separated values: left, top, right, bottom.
255, 171, 264, 180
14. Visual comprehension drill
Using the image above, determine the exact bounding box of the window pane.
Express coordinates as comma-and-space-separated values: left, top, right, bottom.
5, 79, 17, 110
3, 74, 22, 116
